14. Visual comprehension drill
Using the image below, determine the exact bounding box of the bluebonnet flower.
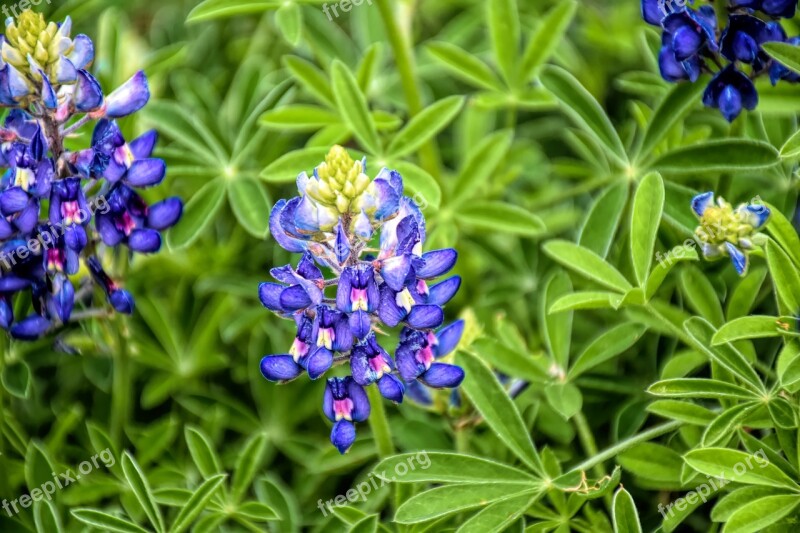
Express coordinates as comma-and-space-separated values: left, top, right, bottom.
0, 11, 182, 341
641, 0, 800, 121
691, 191, 770, 275
260, 146, 465, 454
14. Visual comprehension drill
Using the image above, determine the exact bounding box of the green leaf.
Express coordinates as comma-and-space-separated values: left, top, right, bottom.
395, 484, 531, 524
261, 147, 332, 183
638, 81, 705, 160
185, 427, 223, 478
579, 182, 629, 258
456, 491, 537, 532
389, 160, 442, 209
371, 452, 539, 484
540, 65, 626, 163
683, 318, 763, 392
612, 488, 642, 533
471, 337, 548, 383
569, 323, 646, 379
649, 139, 779, 173
387, 96, 464, 158
542, 272, 573, 368
167, 179, 226, 249
451, 130, 514, 206
25, 441, 55, 492
544, 382, 583, 420
711, 486, 785, 522
765, 203, 800, 267
187, 0, 280, 23
275, 3, 303, 47
631, 172, 665, 286
331, 61, 381, 154
543, 240, 632, 293
684, 448, 800, 490
121, 452, 165, 533
712, 316, 784, 344
459, 351, 543, 475
283, 55, 335, 107
762, 42, 800, 75
646, 245, 699, 300
260, 105, 341, 130
549, 291, 622, 312
71, 509, 149, 533
348, 514, 379, 533
702, 403, 757, 447
170, 474, 227, 533
766, 240, 800, 313
2, 360, 31, 398
33, 500, 63, 533
454, 201, 545, 236
619, 442, 684, 484
488, 0, 519, 86
648, 378, 760, 400
722, 495, 799, 533
779, 127, 800, 159
679, 266, 725, 326
520, 1, 577, 82
228, 178, 271, 238
426, 42, 503, 91
647, 400, 716, 425
232, 433, 268, 502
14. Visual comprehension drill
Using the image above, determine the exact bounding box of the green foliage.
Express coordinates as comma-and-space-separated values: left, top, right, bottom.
3, 0, 800, 532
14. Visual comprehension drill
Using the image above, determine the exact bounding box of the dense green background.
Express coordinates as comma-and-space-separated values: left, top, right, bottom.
2, 0, 800, 531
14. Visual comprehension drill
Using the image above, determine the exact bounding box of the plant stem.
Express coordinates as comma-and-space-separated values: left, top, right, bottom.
568, 420, 681, 474
367, 385, 394, 458
111, 317, 132, 447
375, 0, 441, 177
573, 412, 604, 479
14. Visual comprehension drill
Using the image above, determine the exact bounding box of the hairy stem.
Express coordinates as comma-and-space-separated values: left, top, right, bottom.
375, 0, 441, 177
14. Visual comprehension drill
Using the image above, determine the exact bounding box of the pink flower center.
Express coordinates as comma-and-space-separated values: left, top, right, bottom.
61, 201, 81, 225
416, 345, 435, 370
350, 287, 368, 311
333, 398, 354, 421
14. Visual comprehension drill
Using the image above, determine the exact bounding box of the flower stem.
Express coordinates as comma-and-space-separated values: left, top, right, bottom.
110, 317, 131, 446
366, 385, 394, 457
573, 412, 604, 479
375, 0, 441, 177
567, 420, 681, 475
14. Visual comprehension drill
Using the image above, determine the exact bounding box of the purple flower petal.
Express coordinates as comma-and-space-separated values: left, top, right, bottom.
381, 254, 412, 292
109, 289, 135, 314
406, 305, 444, 330
378, 284, 406, 327
105, 71, 150, 118
349, 309, 371, 339
378, 374, 405, 403
416, 249, 457, 279
0, 187, 29, 215
10, 314, 51, 340
427, 276, 461, 306
347, 379, 370, 422
128, 228, 162, 253
330, 420, 356, 454
305, 346, 333, 380
279, 284, 312, 311
96, 214, 124, 246
74, 70, 104, 112
269, 199, 306, 253
260, 354, 303, 382
258, 282, 285, 312
67, 35, 94, 70
129, 130, 158, 159
126, 159, 166, 188
435, 320, 464, 357
420, 363, 465, 388
147, 197, 183, 230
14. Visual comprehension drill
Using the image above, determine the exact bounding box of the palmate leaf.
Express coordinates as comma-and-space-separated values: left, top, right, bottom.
331, 60, 381, 154
520, 1, 577, 83
636, 81, 705, 161
543, 240, 632, 293
170, 474, 227, 533
612, 488, 642, 533
712, 316, 785, 344
487, 0, 519, 87
649, 139, 779, 173
167, 179, 227, 250
394, 484, 536, 524
426, 42, 504, 92
723, 495, 800, 533
763, 42, 800, 75
683, 448, 800, 490
386, 96, 465, 158
187, 0, 327, 23
542, 271, 573, 369
451, 130, 514, 206
71, 509, 149, 533
454, 201, 546, 236
458, 351, 544, 475
371, 452, 539, 485
578, 181, 629, 258
227, 178, 272, 238
630, 171, 664, 286
121, 452, 165, 533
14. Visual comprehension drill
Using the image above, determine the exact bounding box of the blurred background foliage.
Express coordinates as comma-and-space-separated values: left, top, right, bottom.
1, 0, 800, 531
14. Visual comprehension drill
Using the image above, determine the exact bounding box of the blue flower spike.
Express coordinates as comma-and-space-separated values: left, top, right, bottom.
641, 0, 800, 121
0, 10, 181, 342
259, 146, 465, 454
691, 192, 770, 276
